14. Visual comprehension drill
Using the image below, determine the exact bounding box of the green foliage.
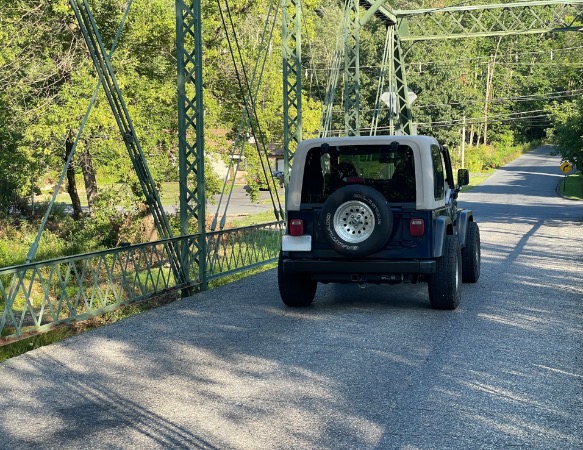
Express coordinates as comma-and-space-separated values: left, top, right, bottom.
1, 0, 583, 264
460, 142, 533, 173
559, 172, 582, 200
546, 99, 583, 169
0, 208, 70, 267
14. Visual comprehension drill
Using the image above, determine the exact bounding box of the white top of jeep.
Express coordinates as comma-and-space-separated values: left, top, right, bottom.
287, 135, 449, 211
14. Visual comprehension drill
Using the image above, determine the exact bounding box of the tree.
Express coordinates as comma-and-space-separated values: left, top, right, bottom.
546, 99, 583, 169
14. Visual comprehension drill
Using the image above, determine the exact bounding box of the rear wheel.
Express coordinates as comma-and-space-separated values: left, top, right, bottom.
428, 235, 461, 310
462, 222, 481, 283
278, 253, 316, 307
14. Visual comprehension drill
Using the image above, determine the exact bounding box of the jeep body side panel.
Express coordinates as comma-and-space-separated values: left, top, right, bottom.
432, 215, 452, 258
456, 209, 473, 248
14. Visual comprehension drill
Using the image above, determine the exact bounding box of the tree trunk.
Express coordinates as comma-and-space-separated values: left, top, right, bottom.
79, 141, 98, 214
475, 125, 482, 147
65, 139, 83, 220
483, 38, 502, 146
483, 60, 492, 146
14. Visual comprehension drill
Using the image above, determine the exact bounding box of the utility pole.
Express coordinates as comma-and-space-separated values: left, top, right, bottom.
483, 59, 492, 146
461, 116, 466, 169
483, 37, 502, 146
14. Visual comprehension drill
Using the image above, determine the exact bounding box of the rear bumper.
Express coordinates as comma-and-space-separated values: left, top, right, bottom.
282, 258, 436, 275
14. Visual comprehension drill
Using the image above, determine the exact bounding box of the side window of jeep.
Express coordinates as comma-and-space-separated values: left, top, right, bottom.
431, 145, 445, 200
300, 148, 326, 204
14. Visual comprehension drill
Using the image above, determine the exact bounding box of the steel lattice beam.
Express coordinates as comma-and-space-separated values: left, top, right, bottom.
69, 0, 187, 288
395, 1, 583, 41
393, 32, 414, 135
344, 0, 362, 136
176, 0, 206, 290
282, 0, 302, 182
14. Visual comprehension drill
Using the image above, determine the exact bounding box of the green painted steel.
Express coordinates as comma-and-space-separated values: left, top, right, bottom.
392, 31, 414, 136
210, 0, 283, 232
69, 1, 177, 246
176, 0, 206, 291
343, 0, 361, 136
359, 0, 397, 26
282, 0, 302, 185
1, 222, 283, 340
320, 13, 346, 138
395, 1, 583, 41
69, 0, 187, 291
206, 222, 284, 280
26, 2, 133, 265
369, 27, 392, 135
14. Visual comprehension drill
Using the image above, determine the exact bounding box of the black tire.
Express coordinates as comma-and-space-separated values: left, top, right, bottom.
278, 253, 316, 307
320, 185, 393, 257
462, 222, 481, 283
428, 235, 462, 310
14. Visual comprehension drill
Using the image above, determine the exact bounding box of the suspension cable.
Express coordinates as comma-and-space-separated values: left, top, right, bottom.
26, 0, 133, 263
210, 0, 281, 232
216, 0, 284, 222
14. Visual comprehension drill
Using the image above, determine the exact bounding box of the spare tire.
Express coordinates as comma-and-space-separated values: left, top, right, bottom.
320, 185, 393, 257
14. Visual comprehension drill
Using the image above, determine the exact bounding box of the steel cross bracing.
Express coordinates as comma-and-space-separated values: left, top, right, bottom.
176, 0, 206, 290
395, 1, 583, 41
282, 0, 303, 184
283, 0, 583, 154
343, 0, 362, 136
68, 0, 188, 288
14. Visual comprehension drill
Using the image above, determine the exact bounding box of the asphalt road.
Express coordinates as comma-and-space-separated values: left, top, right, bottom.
206, 186, 285, 217
1, 146, 581, 449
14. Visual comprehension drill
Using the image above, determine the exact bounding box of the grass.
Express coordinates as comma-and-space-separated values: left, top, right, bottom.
464, 172, 493, 191
559, 172, 583, 200
39, 181, 182, 208
230, 210, 282, 227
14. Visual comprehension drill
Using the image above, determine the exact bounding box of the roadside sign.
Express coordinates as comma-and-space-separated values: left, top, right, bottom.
560, 161, 573, 174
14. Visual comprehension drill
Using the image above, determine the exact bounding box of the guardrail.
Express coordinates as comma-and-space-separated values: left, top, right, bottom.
1, 222, 283, 341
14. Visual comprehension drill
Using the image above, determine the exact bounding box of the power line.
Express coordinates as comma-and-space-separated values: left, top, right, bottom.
303, 45, 583, 73
305, 112, 554, 137
413, 89, 583, 109
403, 45, 583, 67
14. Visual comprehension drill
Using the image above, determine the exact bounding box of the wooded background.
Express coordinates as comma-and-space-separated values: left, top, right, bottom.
1, 0, 581, 263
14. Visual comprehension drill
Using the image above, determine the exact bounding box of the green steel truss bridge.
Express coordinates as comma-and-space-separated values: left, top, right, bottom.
1, 0, 582, 340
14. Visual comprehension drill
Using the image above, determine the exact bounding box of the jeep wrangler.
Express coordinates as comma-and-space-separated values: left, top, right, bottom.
278, 135, 480, 310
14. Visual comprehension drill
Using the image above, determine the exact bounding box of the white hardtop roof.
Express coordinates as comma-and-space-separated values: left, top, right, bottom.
287, 135, 446, 211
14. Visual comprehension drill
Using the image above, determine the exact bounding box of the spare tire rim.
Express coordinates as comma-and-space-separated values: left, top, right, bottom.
333, 200, 376, 243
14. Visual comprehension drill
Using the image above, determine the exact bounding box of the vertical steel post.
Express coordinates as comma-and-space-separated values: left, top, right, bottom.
176, 0, 206, 291
393, 24, 414, 135
282, 0, 302, 184
388, 26, 395, 134
69, 0, 187, 288
343, 0, 361, 136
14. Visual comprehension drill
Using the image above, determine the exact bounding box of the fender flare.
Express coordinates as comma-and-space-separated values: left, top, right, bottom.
433, 216, 452, 258
457, 210, 473, 249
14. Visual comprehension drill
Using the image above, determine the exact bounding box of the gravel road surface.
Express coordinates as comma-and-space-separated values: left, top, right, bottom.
1, 146, 581, 449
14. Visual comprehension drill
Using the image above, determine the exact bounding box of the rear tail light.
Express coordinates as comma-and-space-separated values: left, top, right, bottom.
289, 219, 304, 236
410, 218, 425, 236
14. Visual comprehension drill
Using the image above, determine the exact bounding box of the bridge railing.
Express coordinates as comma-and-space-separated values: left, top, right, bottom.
0, 221, 283, 341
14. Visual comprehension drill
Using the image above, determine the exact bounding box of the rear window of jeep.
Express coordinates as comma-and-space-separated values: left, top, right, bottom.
301, 144, 416, 204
